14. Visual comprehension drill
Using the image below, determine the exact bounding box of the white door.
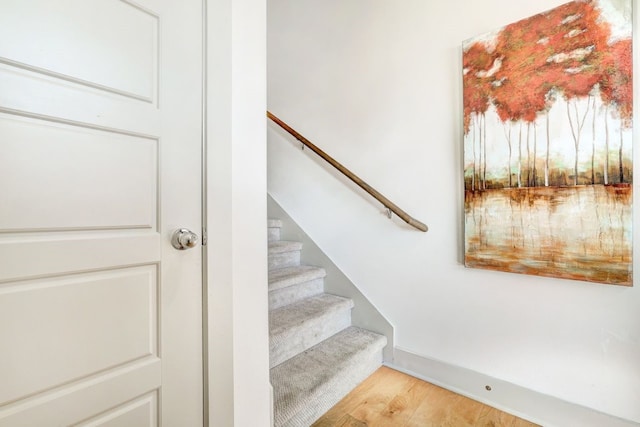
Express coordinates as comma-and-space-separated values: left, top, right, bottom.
0, 0, 203, 425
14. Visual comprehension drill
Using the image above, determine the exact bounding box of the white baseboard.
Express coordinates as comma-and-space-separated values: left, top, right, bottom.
388, 347, 638, 427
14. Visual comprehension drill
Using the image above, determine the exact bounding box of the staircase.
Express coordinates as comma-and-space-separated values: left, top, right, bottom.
268, 219, 387, 427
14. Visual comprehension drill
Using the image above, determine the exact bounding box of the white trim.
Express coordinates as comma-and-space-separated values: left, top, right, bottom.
389, 347, 639, 427
200, 1, 209, 425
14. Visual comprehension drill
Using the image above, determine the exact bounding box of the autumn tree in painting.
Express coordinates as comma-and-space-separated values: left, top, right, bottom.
549, 0, 610, 185
492, 10, 555, 188
463, 42, 497, 190
463, 0, 632, 190
600, 38, 633, 183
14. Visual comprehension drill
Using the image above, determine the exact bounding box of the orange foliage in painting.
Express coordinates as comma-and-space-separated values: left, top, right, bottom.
600, 38, 633, 127
463, 42, 496, 133
492, 10, 555, 123
462, 0, 630, 132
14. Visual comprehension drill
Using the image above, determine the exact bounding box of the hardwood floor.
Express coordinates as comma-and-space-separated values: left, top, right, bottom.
312, 366, 539, 427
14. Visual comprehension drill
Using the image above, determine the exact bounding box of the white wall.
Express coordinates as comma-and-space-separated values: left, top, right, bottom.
208, 0, 270, 425
267, 0, 640, 423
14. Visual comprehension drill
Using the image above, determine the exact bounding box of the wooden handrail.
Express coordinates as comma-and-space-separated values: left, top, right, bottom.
267, 111, 428, 232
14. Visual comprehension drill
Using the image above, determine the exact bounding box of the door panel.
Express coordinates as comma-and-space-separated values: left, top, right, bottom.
0, 233, 161, 283
0, 266, 157, 405
0, 0, 202, 424
0, 360, 161, 426
0, 114, 158, 232
0, 0, 158, 101
77, 392, 158, 427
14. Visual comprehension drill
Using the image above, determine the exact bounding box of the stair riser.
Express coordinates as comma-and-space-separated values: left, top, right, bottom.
269, 251, 301, 269
269, 279, 324, 310
268, 227, 281, 242
270, 309, 352, 368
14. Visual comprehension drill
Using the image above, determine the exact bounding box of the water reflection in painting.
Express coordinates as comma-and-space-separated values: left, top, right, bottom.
465, 186, 631, 285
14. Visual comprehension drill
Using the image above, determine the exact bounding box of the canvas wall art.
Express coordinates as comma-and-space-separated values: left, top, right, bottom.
463, 0, 633, 285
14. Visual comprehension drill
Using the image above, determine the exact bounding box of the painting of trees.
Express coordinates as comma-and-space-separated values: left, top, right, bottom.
463, 0, 632, 286
463, 0, 631, 189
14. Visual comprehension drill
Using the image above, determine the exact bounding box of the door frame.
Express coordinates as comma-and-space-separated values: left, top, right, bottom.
203, 0, 271, 424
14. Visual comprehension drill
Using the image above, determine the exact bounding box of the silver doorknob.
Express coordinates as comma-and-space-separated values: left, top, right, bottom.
171, 228, 199, 250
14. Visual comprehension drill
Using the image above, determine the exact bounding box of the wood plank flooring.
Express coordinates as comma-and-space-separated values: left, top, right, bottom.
312, 366, 539, 427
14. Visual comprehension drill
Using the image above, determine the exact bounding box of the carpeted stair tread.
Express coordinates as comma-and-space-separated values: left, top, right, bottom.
269, 280, 324, 310
269, 265, 327, 292
271, 326, 387, 427
270, 294, 354, 368
269, 294, 353, 336
269, 240, 303, 254
269, 241, 303, 269
269, 265, 327, 309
